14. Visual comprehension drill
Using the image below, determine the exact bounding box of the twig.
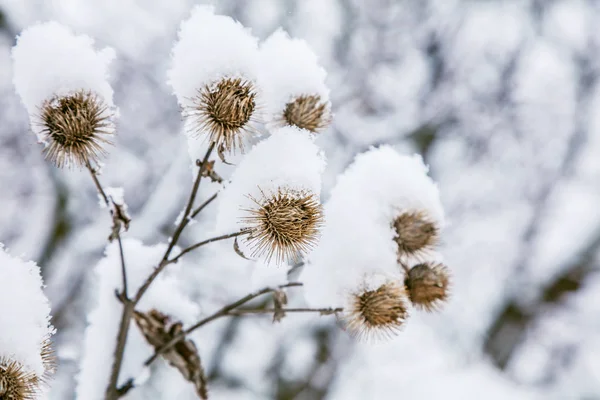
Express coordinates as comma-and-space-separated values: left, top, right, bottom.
226, 307, 343, 316
87, 164, 129, 299
161, 142, 215, 263
133, 142, 215, 304
143, 283, 303, 367
168, 231, 247, 265
86, 164, 132, 400
106, 143, 215, 399
190, 191, 219, 220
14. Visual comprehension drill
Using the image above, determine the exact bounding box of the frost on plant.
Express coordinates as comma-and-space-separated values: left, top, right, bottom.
168, 5, 261, 155
303, 147, 451, 340
8, 9, 452, 399
0, 246, 55, 399
12, 21, 116, 169
260, 29, 331, 132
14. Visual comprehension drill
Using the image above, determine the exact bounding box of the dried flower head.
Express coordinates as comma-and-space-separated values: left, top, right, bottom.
282, 94, 331, 133
187, 77, 258, 153
0, 358, 39, 400
38, 90, 114, 168
393, 210, 439, 259
405, 262, 450, 312
341, 280, 409, 340
242, 188, 323, 264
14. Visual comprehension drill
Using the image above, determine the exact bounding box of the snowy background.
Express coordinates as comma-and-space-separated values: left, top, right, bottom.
1, 0, 599, 399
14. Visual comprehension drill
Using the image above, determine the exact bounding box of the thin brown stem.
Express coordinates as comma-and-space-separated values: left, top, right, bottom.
104, 301, 135, 400
167, 231, 247, 265
86, 164, 132, 400
133, 142, 215, 305
142, 283, 303, 367
107, 143, 215, 399
226, 307, 343, 315
161, 142, 215, 263
190, 191, 219, 220
87, 164, 128, 298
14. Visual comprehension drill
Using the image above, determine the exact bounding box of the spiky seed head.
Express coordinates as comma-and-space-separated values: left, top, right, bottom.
38, 90, 114, 169
242, 188, 323, 264
405, 262, 450, 312
282, 94, 331, 133
187, 77, 257, 153
341, 280, 409, 340
0, 358, 39, 400
393, 210, 439, 259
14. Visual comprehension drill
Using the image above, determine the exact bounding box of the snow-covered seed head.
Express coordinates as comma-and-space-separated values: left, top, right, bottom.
405, 262, 450, 312
187, 77, 257, 153
242, 188, 323, 264
38, 90, 114, 168
282, 94, 331, 133
393, 210, 439, 259
0, 358, 38, 400
341, 281, 409, 340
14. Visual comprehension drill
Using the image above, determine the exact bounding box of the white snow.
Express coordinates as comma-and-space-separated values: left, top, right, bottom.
259, 28, 330, 127
250, 261, 289, 291
0, 245, 54, 376
303, 146, 444, 308
215, 126, 326, 262
167, 5, 261, 109
12, 21, 116, 141
98, 186, 125, 209
75, 239, 199, 400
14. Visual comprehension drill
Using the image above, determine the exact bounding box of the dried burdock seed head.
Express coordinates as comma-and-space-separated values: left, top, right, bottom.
0, 358, 39, 400
242, 188, 323, 264
187, 77, 258, 153
341, 280, 409, 340
282, 94, 331, 133
38, 90, 114, 168
405, 262, 450, 312
393, 210, 439, 260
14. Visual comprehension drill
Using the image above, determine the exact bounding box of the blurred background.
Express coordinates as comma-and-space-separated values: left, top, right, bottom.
0, 0, 599, 399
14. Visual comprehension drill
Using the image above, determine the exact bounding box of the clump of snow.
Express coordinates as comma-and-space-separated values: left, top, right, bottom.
167, 5, 260, 108
302, 146, 444, 307
215, 126, 325, 259
12, 21, 116, 141
98, 186, 125, 209
75, 239, 199, 400
0, 244, 54, 376
259, 28, 330, 126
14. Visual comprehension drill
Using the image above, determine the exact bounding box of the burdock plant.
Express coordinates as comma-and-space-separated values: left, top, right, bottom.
9, 6, 451, 400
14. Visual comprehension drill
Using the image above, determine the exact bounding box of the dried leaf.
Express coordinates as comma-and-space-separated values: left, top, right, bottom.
217, 143, 234, 166
134, 309, 208, 399
196, 159, 224, 183
233, 237, 252, 260
272, 290, 288, 323
108, 201, 131, 242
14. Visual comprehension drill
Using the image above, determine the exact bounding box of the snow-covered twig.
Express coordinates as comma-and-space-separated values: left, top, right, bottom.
105, 143, 216, 399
